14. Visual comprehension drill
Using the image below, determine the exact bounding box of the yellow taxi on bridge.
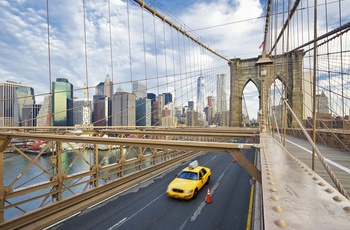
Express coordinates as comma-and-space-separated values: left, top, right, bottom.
166, 160, 211, 199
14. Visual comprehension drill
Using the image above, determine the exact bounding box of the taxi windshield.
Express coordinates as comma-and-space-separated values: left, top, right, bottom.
177, 171, 198, 180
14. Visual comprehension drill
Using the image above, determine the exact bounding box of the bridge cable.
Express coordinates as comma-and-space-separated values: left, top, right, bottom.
283, 99, 350, 200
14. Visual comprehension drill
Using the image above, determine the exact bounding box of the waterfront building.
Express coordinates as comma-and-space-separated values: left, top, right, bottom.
73, 99, 92, 126
22, 104, 41, 126
36, 95, 52, 126
0, 81, 35, 126
52, 78, 73, 126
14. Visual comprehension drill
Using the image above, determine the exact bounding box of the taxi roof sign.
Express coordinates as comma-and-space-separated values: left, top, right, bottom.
189, 160, 198, 169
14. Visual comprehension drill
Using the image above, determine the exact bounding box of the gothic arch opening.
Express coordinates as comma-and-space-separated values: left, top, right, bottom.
242, 80, 259, 127
269, 78, 285, 128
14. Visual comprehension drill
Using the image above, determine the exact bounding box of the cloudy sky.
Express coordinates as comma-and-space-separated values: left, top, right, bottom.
0, 0, 270, 119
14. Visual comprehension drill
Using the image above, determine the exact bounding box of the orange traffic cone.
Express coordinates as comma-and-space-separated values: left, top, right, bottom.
205, 187, 212, 203
233, 157, 237, 163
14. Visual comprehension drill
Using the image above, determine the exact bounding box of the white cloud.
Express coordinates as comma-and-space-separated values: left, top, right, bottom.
7, 0, 339, 120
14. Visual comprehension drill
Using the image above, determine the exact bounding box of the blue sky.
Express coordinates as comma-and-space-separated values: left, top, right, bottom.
0, 0, 269, 119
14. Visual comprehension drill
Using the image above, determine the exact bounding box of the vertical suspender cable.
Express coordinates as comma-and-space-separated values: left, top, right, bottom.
163, 20, 169, 101
153, 14, 159, 97
46, 0, 52, 126
178, 30, 183, 107
171, 26, 176, 107
312, 0, 318, 170
108, 0, 114, 84
338, 0, 344, 128
83, 0, 89, 105
127, 0, 133, 84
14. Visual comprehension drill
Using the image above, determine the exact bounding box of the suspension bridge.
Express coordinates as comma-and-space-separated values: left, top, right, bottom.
0, 0, 350, 229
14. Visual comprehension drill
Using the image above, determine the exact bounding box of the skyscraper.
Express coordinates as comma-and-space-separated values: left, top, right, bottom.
104, 74, 114, 97
135, 98, 151, 126
163, 92, 172, 105
147, 93, 156, 105
0, 81, 35, 126
52, 78, 73, 126
93, 94, 111, 126
36, 95, 52, 126
73, 99, 92, 126
22, 104, 41, 126
188, 101, 194, 110
316, 91, 330, 114
112, 91, 136, 126
95, 82, 104, 95
132, 81, 147, 99
216, 74, 227, 113
197, 76, 204, 117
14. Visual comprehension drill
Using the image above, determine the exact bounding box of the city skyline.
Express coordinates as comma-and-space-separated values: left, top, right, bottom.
0, 0, 270, 121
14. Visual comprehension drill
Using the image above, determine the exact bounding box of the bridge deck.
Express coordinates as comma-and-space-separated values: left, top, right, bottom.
277, 134, 350, 195
261, 134, 350, 229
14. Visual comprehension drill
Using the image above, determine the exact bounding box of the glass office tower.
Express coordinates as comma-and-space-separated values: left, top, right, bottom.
52, 78, 73, 126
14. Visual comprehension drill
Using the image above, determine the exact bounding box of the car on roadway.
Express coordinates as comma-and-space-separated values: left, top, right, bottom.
166, 160, 211, 199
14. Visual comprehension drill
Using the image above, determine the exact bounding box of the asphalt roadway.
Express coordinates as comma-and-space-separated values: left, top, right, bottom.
51, 146, 256, 230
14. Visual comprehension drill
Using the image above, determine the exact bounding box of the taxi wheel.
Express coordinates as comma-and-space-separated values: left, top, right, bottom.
206, 176, 210, 185
193, 189, 198, 199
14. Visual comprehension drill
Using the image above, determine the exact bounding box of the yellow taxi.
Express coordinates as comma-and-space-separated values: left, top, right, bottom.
166, 160, 211, 199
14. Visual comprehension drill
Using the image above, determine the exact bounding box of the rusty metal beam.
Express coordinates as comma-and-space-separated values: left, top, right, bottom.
227, 149, 261, 184
0, 132, 260, 153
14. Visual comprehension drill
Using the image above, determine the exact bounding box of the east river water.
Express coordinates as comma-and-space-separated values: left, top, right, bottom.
3, 147, 150, 221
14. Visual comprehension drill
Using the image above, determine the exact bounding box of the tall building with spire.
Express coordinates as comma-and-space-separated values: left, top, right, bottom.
197, 76, 204, 118
216, 74, 227, 113
104, 74, 114, 97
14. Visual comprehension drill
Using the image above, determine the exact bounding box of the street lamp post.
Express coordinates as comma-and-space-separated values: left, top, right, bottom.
256, 52, 273, 134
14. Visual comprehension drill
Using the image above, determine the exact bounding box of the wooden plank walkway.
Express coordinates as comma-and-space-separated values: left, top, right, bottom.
273, 133, 350, 196
261, 134, 350, 229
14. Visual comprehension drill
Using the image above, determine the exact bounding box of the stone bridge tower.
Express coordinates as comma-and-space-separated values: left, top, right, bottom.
228, 50, 304, 128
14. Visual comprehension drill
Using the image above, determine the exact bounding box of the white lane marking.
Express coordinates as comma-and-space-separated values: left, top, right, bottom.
42, 212, 81, 230
89, 161, 186, 210
179, 156, 232, 229
107, 192, 165, 230
190, 162, 231, 221
108, 153, 220, 230
279, 135, 350, 174
88, 184, 139, 209
108, 217, 127, 229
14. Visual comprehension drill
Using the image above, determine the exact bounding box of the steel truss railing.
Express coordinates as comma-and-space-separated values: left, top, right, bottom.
0, 128, 260, 229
